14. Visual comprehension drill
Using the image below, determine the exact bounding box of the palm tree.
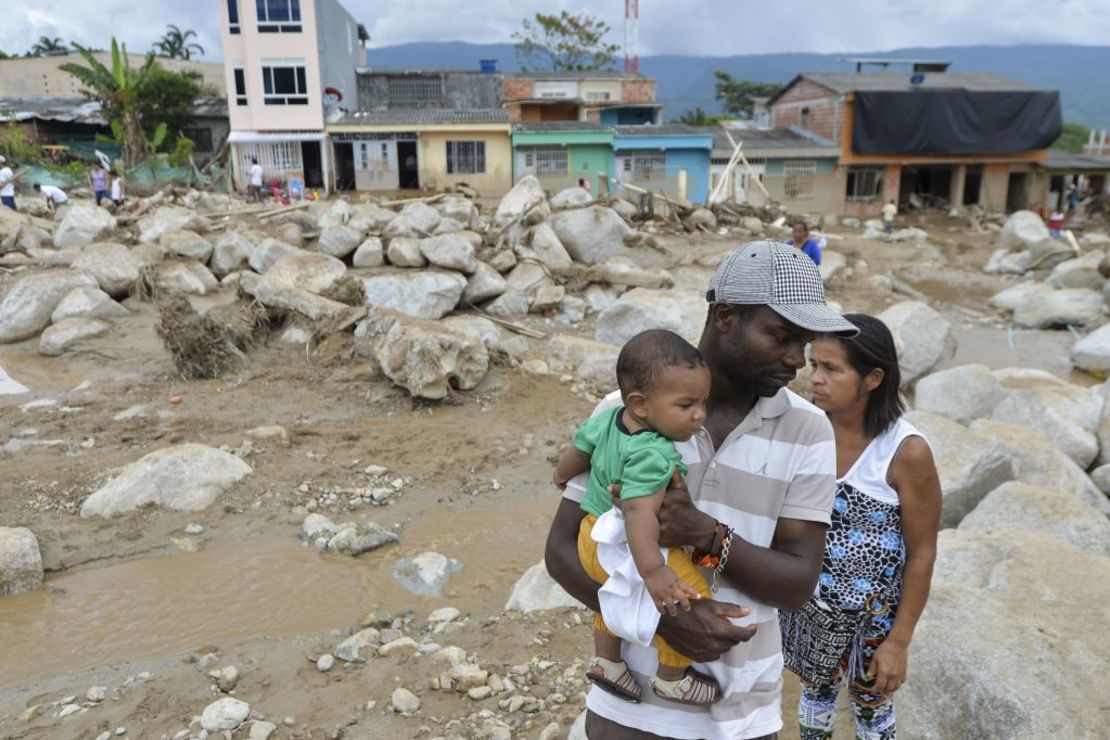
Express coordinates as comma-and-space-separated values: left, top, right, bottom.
60, 39, 157, 166
30, 36, 66, 56
153, 25, 204, 60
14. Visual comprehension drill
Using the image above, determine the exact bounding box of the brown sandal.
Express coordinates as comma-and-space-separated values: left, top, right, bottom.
585, 656, 642, 702
650, 669, 720, 706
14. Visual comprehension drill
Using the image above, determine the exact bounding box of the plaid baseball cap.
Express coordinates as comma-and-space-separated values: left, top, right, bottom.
706, 240, 859, 336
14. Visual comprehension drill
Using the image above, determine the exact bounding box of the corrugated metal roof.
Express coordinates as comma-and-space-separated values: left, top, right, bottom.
332, 108, 510, 125
0, 96, 105, 124
712, 126, 837, 151
1044, 150, 1110, 171
799, 72, 1038, 94
614, 124, 710, 137
513, 121, 611, 132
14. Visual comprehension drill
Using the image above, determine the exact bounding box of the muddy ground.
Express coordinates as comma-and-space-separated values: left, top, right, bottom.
0, 213, 1087, 739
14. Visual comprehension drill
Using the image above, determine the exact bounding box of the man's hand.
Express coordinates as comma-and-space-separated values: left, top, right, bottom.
609, 472, 716, 551
643, 565, 702, 616
867, 639, 908, 695
654, 599, 757, 663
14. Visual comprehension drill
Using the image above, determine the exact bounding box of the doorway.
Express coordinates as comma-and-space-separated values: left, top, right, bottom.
333, 143, 355, 191
1006, 172, 1030, 212
963, 165, 983, 206
301, 142, 323, 188
398, 141, 419, 189
899, 165, 953, 207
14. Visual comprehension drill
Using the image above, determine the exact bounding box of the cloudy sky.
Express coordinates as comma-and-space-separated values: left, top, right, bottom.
3, 0, 1107, 61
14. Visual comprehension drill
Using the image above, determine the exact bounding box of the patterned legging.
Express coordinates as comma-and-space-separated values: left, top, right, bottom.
798, 620, 896, 740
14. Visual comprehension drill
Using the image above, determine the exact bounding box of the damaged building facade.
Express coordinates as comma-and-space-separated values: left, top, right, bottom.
219, 0, 368, 193
768, 68, 1064, 216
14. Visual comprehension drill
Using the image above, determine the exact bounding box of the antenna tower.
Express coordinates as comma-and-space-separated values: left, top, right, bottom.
624, 0, 639, 74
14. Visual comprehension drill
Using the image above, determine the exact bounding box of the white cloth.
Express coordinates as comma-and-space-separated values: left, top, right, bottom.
110, 178, 122, 201
882, 202, 897, 221
591, 507, 664, 648
40, 184, 67, 203
0, 167, 14, 197
249, 164, 263, 187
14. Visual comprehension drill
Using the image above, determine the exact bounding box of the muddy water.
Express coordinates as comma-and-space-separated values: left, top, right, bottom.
0, 493, 557, 688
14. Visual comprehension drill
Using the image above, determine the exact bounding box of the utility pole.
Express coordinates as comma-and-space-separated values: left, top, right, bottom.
624, 0, 639, 74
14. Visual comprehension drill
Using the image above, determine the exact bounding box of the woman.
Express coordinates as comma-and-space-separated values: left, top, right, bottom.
781, 314, 941, 740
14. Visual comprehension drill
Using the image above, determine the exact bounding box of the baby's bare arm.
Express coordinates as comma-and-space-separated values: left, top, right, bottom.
553, 446, 592, 488
622, 489, 666, 576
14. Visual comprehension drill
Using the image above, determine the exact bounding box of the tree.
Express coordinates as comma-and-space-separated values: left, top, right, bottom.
136, 66, 201, 147
1053, 122, 1090, 154
60, 39, 158, 166
714, 71, 781, 118
513, 11, 619, 72
30, 36, 67, 55
671, 108, 724, 127
153, 25, 205, 60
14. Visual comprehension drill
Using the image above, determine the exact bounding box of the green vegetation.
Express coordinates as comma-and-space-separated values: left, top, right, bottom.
1053, 122, 1090, 154
30, 36, 66, 56
513, 11, 619, 72
713, 72, 781, 118
153, 25, 205, 60
671, 108, 725, 127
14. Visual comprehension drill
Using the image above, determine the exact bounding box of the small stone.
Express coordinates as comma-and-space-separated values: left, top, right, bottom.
449, 663, 488, 690
86, 686, 107, 702
316, 653, 336, 672
427, 607, 460, 625
365, 700, 377, 711
468, 686, 492, 700
114, 729, 126, 737
364, 465, 389, 476
185, 523, 205, 535
57, 704, 82, 718
379, 628, 402, 644
391, 687, 421, 714
249, 720, 277, 740
378, 636, 419, 656
283, 716, 296, 727
200, 697, 250, 731
216, 665, 240, 692
96, 733, 111, 740
538, 722, 562, 740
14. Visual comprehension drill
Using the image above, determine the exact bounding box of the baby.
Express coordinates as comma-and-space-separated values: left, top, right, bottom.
554, 329, 720, 706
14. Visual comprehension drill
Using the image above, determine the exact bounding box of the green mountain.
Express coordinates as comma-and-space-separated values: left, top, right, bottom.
364, 42, 1109, 128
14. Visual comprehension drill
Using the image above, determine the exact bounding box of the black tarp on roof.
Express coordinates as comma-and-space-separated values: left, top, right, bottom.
852, 90, 1062, 155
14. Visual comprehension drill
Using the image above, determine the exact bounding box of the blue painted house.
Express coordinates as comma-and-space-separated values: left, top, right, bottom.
612, 125, 714, 204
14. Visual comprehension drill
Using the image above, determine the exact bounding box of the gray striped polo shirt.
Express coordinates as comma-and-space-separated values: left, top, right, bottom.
564, 387, 836, 739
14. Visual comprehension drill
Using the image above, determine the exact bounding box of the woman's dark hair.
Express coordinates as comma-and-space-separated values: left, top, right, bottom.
831, 313, 905, 437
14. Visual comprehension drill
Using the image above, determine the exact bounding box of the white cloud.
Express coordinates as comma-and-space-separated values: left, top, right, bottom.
1, 0, 1106, 61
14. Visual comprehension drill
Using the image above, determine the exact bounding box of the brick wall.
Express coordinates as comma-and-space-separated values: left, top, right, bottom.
620, 78, 656, 103
503, 78, 535, 102
769, 79, 841, 141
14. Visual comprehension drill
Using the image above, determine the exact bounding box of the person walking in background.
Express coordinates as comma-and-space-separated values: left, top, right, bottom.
1048, 208, 1065, 238
110, 171, 125, 207
0, 155, 16, 211
788, 221, 822, 266
88, 161, 109, 206
33, 183, 68, 214
881, 200, 898, 234
781, 314, 941, 740
1066, 184, 1079, 221
248, 158, 264, 203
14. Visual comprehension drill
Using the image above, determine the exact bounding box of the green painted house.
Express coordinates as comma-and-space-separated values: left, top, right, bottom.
511, 122, 614, 194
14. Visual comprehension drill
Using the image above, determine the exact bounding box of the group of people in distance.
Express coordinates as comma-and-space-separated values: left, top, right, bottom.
546, 239, 942, 739
0, 157, 124, 215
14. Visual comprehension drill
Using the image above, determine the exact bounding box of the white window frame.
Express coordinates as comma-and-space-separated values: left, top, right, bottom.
261, 59, 309, 106
585, 91, 612, 101
846, 166, 884, 202
784, 160, 817, 199
621, 150, 667, 181
446, 140, 486, 175
521, 146, 567, 177
256, 0, 302, 33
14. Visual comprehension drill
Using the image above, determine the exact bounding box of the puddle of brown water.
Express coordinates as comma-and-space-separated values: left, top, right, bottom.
0, 493, 559, 689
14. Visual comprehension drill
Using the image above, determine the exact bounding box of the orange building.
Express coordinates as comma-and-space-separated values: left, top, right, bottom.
502, 72, 661, 125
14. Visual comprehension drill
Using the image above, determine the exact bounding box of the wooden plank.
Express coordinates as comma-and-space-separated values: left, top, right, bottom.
379, 193, 444, 207
256, 202, 313, 219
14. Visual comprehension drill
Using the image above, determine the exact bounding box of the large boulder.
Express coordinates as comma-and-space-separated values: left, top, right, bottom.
549, 187, 593, 210
355, 307, 489, 400
504, 262, 555, 297
50, 286, 128, 323
494, 175, 546, 227
0, 527, 43, 595
960, 481, 1110, 556
987, 281, 1055, 313
547, 335, 620, 390
1012, 287, 1103, 329
209, 232, 255, 278
348, 203, 399, 234
266, 252, 347, 295
913, 364, 1004, 424
316, 199, 352, 229
71, 241, 141, 297
147, 261, 218, 296
39, 317, 110, 356
385, 202, 441, 238
595, 288, 705, 347
317, 225, 363, 259
248, 238, 299, 274
505, 560, 579, 612
1048, 249, 1106, 290
385, 237, 427, 268
81, 444, 252, 517
434, 195, 479, 229
1097, 383, 1110, 467
360, 270, 466, 320
551, 206, 634, 265
0, 269, 98, 343
992, 209, 1077, 271
898, 530, 1110, 740
463, 262, 507, 304
52, 203, 116, 249
990, 385, 1102, 468
817, 251, 846, 284
516, 222, 572, 270
419, 232, 480, 273
877, 301, 956, 383
160, 230, 214, 262
238, 272, 349, 322
352, 237, 385, 268
138, 206, 209, 244
1070, 323, 1110, 373
904, 411, 1014, 528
